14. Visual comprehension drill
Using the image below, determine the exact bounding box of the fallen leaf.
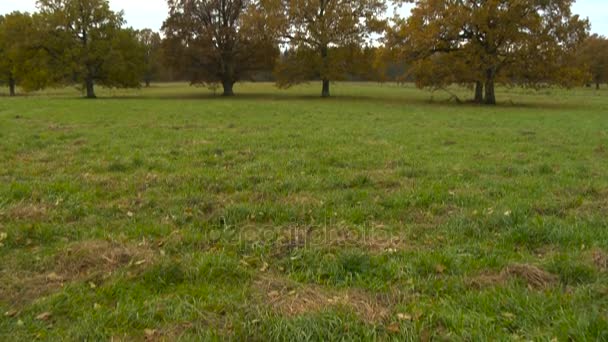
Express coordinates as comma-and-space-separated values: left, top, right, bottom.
144, 329, 156, 337
260, 262, 269, 272
135, 260, 147, 266
0, 232, 7, 242
387, 323, 401, 333
89, 282, 97, 289
504, 210, 512, 217
36, 312, 52, 321
127, 211, 134, 218
435, 264, 446, 274
268, 291, 280, 298
397, 313, 413, 321
4, 310, 18, 317
502, 312, 516, 319
46, 272, 63, 282
17, 320, 24, 326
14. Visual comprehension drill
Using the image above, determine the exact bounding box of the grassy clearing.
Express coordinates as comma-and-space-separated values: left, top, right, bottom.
0, 82, 607, 340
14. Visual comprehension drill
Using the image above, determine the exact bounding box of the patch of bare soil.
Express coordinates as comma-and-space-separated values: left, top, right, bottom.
254, 274, 391, 323
469, 263, 558, 289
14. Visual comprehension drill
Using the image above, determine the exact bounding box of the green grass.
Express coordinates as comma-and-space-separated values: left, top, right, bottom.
1, 82, 607, 340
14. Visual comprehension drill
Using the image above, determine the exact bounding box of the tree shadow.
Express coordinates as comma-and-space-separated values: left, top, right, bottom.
19, 83, 599, 111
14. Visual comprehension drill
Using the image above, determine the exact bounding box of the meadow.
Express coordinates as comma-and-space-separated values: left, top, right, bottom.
0, 82, 607, 340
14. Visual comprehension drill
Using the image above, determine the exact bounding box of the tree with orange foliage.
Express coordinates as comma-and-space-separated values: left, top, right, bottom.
387, 0, 589, 104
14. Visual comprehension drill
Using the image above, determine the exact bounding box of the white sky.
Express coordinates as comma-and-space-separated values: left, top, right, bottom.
0, 0, 606, 35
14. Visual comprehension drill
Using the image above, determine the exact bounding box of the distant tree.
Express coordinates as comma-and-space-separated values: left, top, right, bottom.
388, 0, 589, 104
136, 29, 162, 87
37, 0, 145, 98
0, 12, 51, 96
578, 35, 608, 90
162, 0, 282, 96
275, 0, 386, 97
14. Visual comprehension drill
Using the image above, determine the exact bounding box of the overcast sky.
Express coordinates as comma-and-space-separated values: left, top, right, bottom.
1, 0, 606, 35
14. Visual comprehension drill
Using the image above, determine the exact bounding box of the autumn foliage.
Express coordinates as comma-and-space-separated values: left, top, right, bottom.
386, 0, 590, 104
0, 0, 604, 102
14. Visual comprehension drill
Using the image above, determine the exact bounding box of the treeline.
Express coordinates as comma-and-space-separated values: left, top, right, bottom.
1, 0, 607, 104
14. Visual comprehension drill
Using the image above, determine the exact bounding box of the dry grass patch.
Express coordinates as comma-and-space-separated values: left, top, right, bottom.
469, 263, 559, 289
590, 249, 607, 272
0, 240, 154, 306
2, 202, 50, 222
54, 240, 154, 277
254, 274, 391, 323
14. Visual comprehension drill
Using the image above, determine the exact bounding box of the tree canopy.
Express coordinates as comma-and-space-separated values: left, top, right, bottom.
578, 35, 608, 90
163, 0, 281, 96
386, 0, 589, 104
136, 29, 163, 87
0, 12, 52, 96
0, 0, 597, 100
37, 0, 145, 98
275, 0, 386, 97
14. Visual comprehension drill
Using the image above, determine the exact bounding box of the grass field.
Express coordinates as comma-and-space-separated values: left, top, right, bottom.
1, 82, 607, 340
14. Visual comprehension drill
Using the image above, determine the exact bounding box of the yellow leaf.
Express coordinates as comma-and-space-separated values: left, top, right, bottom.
46, 273, 63, 282
36, 312, 52, 321
387, 323, 401, 333
4, 310, 18, 317
397, 313, 413, 321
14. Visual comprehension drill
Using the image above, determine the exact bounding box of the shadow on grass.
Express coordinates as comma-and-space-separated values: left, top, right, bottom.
99, 92, 593, 111
6, 83, 599, 111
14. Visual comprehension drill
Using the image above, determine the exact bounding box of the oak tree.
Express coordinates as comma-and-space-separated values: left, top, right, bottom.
163, 0, 281, 96
0, 12, 52, 96
578, 35, 608, 90
275, 0, 386, 97
136, 29, 162, 87
37, 0, 145, 98
389, 0, 589, 104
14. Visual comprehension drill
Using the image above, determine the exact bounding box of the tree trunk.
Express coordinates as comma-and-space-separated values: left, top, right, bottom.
145, 80, 151, 88
597, 82, 600, 90
484, 69, 496, 105
9, 77, 16, 97
320, 44, 330, 98
222, 80, 235, 96
85, 77, 96, 99
474, 81, 483, 103
322, 79, 330, 98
